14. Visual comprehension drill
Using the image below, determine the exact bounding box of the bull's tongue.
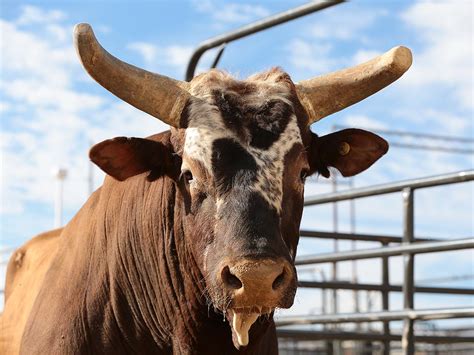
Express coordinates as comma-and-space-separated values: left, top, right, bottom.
231, 310, 259, 347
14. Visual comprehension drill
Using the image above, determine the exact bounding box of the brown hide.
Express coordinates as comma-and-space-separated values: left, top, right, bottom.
10, 132, 277, 355
0, 228, 62, 354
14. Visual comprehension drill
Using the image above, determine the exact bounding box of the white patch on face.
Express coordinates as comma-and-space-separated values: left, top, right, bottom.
247, 117, 301, 213
182, 85, 303, 215
182, 100, 233, 173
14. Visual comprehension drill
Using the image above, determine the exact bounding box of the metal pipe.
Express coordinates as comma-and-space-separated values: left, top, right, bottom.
295, 238, 474, 265
296, 281, 474, 295
299, 230, 438, 243
276, 329, 474, 344
185, 0, 345, 80
304, 170, 474, 206
332, 125, 474, 143
275, 307, 474, 326
331, 174, 339, 318
331, 174, 342, 354
389, 142, 474, 155
402, 188, 415, 355
381, 241, 390, 355
210, 44, 226, 69
349, 178, 360, 324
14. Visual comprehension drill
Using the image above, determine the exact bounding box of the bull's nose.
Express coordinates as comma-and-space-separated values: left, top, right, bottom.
220, 258, 295, 307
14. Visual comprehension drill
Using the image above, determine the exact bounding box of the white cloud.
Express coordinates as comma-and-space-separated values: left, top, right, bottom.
309, 7, 387, 41
16, 5, 66, 26
401, 1, 473, 109
392, 107, 472, 137
342, 114, 389, 130
351, 49, 382, 65
214, 3, 269, 24
45, 24, 69, 42
1, 7, 169, 222
127, 40, 222, 79
5, 79, 103, 112
127, 42, 157, 64
192, 0, 269, 26
0, 19, 76, 87
286, 39, 337, 77
0, 102, 11, 113
127, 42, 193, 77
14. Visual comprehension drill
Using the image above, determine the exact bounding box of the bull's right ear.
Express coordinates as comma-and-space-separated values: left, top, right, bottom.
89, 137, 174, 181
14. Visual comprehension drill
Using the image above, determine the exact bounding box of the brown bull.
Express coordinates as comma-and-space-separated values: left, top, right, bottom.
0, 24, 411, 354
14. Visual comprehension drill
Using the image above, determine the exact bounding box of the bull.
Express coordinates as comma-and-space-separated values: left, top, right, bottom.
0, 24, 412, 354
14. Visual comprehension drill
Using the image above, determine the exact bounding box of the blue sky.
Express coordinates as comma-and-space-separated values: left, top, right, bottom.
1, 0, 473, 324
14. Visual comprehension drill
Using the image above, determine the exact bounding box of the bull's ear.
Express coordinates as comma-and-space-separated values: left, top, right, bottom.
309, 128, 388, 178
89, 137, 172, 181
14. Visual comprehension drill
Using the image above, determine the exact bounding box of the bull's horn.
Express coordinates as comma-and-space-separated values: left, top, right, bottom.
74, 23, 190, 127
296, 46, 412, 124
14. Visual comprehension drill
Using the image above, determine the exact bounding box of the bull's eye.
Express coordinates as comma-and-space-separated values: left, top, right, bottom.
182, 170, 194, 184
300, 169, 309, 183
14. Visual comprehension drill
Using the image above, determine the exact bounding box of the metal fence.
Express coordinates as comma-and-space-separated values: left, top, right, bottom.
276, 170, 474, 354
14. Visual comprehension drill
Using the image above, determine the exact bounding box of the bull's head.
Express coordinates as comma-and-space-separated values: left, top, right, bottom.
75, 24, 411, 349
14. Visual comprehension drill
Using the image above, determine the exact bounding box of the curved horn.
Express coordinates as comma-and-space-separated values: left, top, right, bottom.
74, 23, 190, 127
297, 46, 412, 125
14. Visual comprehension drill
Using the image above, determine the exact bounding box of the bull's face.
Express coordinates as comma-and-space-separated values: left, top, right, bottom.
75, 24, 410, 350
179, 71, 307, 345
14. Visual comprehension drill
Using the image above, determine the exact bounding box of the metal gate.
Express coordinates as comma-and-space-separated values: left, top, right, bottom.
276, 170, 474, 354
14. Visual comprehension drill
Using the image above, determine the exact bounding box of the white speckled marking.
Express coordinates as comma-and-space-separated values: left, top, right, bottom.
182, 81, 302, 214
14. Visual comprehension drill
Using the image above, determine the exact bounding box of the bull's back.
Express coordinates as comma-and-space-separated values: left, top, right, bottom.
0, 228, 62, 355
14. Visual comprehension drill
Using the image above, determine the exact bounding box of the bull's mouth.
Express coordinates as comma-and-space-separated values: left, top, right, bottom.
226, 307, 274, 349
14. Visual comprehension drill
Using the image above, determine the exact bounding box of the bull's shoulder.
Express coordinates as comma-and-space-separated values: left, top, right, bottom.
1, 228, 62, 355
4, 228, 63, 302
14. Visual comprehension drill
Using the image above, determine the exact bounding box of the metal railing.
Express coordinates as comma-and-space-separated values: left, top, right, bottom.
277, 170, 474, 355
185, 0, 345, 80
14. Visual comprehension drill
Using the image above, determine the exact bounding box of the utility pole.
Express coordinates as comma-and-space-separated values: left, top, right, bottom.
53, 167, 67, 228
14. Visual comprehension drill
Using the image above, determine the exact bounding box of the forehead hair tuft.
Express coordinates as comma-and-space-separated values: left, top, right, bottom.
188, 68, 295, 99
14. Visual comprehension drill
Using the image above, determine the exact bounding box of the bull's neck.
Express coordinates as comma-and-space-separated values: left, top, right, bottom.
103, 175, 228, 352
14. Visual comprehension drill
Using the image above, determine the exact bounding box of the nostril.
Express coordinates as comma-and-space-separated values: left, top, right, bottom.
221, 266, 243, 290
272, 269, 286, 290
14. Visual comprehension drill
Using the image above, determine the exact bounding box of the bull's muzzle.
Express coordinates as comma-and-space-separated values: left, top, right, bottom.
219, 258, 296, 348
220, 258, 295, 307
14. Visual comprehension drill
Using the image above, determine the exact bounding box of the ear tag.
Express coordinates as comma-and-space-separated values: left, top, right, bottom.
338, 142, 351, 156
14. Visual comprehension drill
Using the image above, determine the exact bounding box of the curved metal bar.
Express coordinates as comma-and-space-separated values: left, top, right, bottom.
304, 170, 474, 206
185, 0, 345, 81
210, 44, 226, 69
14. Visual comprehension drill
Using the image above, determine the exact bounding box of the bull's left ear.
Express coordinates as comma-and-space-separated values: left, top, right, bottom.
90, 137, 173, 181
309, 128, 388, 178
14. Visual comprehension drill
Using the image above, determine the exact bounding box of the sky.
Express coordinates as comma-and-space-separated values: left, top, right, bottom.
0, 0, 473, 330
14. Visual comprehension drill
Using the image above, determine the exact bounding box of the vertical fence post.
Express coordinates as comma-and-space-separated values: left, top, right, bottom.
402, 187, 415, 355
350, 178, 360, 319
381, 240, 390, 355
332, 174, 339, 315
331, 173, 340, 354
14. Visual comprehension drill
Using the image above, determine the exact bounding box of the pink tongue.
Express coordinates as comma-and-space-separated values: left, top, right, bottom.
231, 311, 259, 347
